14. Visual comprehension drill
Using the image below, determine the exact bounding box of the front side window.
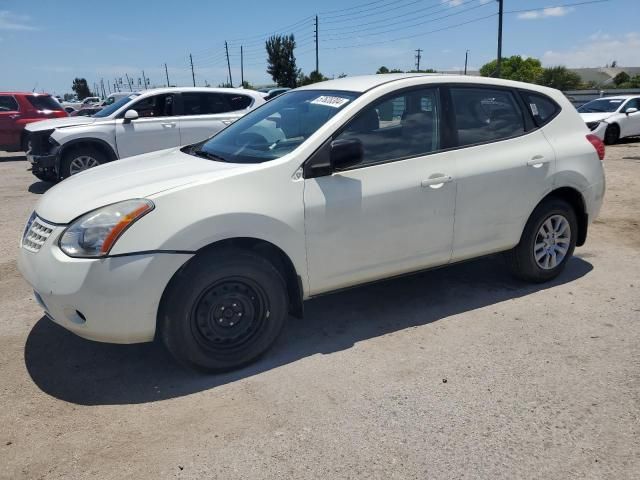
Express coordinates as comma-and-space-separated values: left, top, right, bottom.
0, 95, 19, 112
129, 94, 175, 118
622, 98, 640, 111
334, 88, 440, 167
451, 87, 525, 146
190, 90, 359, 164
93, 93, 139, 118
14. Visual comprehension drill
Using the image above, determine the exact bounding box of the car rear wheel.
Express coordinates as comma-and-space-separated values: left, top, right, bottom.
159, 248, 288, 371
61, 147, 105, 179
604, 124, 619, 145
507, 198, 577, 283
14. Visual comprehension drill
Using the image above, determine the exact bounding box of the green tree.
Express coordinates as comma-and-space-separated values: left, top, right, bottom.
71, 78, 92, 100
241, 80, 255, 89
265, 34, 298, 88
408, 69, 437, 73
297, 70, 328, 86
376, 66, 390, 74
613, 71, 630, 86
479, 55, 544, 83
538, 66, 581, 90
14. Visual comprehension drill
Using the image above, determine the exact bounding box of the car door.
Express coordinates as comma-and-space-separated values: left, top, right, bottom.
304, 87, 456, 295
619, 98, 640, 137
114, 93, 180, 158
448, 86, 556, 261
0, 95, 21, 149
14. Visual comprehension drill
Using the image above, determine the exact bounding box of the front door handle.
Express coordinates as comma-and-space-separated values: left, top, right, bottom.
161, 122, 176, 128
421, 175, 453, 188
527, 155, 551, 167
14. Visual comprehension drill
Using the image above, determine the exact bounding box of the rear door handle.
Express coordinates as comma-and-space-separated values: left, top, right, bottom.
421, 175, 453, 188
527, 155, 550, 167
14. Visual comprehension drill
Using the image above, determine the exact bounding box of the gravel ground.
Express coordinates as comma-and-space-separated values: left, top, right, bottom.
0, 143, 638, 479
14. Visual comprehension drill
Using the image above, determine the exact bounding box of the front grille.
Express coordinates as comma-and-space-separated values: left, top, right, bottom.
26, 129, 54, 155
586, 121, 599, 131
22, 215, 54, 253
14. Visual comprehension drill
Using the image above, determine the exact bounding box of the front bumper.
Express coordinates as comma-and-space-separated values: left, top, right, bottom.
17, 216, 193, 344
586, 121, 608, 141
27, 152, 57, 169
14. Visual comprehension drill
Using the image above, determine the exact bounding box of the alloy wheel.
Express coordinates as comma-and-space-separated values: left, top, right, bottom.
534, 214, 571, 270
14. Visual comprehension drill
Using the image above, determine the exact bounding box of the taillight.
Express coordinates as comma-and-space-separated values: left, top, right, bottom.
586, 134, 605, 161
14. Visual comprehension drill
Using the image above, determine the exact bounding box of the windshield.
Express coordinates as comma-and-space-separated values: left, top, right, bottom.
190, 90, 359, 164
578, 98, 625, 113
93, 93, 139, 118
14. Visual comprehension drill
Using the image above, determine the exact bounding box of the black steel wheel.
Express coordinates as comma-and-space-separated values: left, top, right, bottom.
160, 248, 288, 371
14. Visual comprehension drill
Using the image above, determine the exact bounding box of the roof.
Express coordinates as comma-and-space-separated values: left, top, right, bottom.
0, 92, 53, 96
137, 86, 263, 98
591, 95, 637, 100
295, 73, 555, 93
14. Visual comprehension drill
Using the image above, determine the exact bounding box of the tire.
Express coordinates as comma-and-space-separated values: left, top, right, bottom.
159, 248, 288, 371
507, 198, 578, 283
604, 124, 619, 145
60, 147, 106, 179
32, 170, 58, 182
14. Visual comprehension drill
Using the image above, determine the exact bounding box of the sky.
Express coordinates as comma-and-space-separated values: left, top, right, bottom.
0, 0, 638, 95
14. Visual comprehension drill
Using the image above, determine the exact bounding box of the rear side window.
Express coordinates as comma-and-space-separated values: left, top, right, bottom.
225, 94, 252, 110
451, 87, 525, 147
182, 92, 251, 115
523, 92, 560, 126
0, 95, 19, 112
26, 95, 61, 111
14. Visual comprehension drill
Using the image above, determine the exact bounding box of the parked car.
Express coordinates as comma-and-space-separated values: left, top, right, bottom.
69, 106, 103, 117
0, 92, 68, 152
18, 74, 606, 371
578, 95, 640, 144
61, 96, 101, 112
25, 87, 265, 181
258, 87, 290, 100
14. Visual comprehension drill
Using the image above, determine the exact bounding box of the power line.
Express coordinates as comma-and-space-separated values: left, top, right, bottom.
319, 0, 389, 15
321, 0, 425, 20
504, 0, 609, 15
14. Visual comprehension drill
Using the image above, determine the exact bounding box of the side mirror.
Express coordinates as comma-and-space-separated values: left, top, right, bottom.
331, 138, 363, 170
123, 109, 139, 122
625, 107, 638, 115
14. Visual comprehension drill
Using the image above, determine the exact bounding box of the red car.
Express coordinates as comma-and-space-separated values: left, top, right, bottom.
0, 92, 68, 152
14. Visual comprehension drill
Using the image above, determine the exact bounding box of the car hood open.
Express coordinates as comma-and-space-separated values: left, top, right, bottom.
25, 116, 98, 132
35, 147, 246, 224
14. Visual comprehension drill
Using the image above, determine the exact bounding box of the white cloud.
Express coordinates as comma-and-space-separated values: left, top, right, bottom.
0, 10, 37, 31
543, 32, 640, 67
518, 6, 574, 20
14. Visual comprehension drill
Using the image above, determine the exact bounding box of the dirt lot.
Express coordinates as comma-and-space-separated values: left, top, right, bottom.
0, 144, 639, 479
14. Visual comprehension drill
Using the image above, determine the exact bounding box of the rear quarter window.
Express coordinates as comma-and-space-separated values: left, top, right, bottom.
0, 95, 19, 111
522, 92, 560, 126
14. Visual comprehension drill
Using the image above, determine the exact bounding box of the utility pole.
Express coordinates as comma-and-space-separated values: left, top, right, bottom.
415, 48, 423, 71
125, 73, 133, 91
107, 80, 111, 94
114, 78, 119, 92
225, 41, 233, 87
464, 50, 469, 75
142, 70, 147, 90
314, 15, 319, 73
164, 63, 170, 87
189, 54, 196, 87
496, 0, 503, 77
240, 46, 244, 87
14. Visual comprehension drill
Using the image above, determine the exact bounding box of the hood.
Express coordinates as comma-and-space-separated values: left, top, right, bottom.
25, 115, 98, 132
579, 112, 614, 123
35, 147, 245, 223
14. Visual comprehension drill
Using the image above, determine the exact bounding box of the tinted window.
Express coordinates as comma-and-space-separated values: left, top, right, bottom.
451, 88, 524, 146
335, 88, 440, 166
524, 92, 560, 125
226, 94, 252, 110
129, 94, 175, 117
623, 98, 640, 111
577, 98, 625, 113
93, 94, 139, 118
0, 95, 19, 112
26, 95, 61, 111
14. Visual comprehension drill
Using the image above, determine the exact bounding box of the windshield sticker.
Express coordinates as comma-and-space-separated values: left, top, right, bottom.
310, 96, 351, 108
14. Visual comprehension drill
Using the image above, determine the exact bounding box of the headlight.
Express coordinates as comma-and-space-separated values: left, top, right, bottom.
59, 199, 154, 257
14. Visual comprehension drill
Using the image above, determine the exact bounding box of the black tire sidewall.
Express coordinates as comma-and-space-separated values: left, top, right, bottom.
604, 124, 619, 145
61, 147, 106, 179
160, 249, 288, 371
513, 199, 578, 282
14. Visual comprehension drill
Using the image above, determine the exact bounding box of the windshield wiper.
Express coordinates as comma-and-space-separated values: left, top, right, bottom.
191, 148, 227, 162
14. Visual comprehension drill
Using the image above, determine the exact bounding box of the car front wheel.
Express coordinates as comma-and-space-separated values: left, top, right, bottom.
507, 198, 577, 283
159, 248, 288, 371
60, 147, 105, 179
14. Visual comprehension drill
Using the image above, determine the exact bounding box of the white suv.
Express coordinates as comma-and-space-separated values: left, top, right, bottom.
18, 74, 606, 371
25, 87, 265, 181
